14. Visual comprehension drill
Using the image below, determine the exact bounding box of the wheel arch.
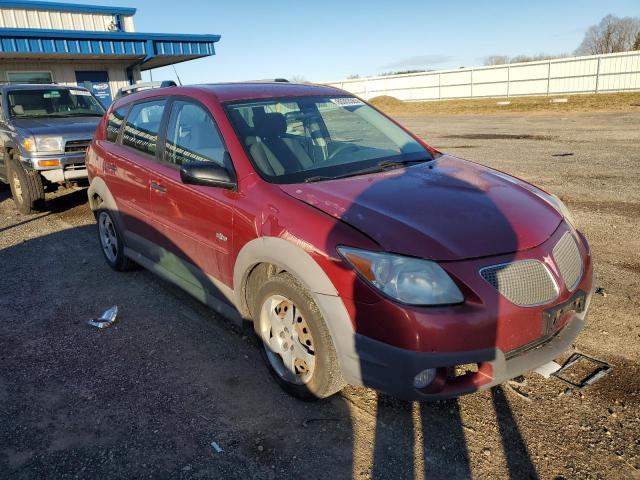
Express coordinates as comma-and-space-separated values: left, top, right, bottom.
234, 236, 361, 385
233, 236, 339, 319
87, 176, 125, 232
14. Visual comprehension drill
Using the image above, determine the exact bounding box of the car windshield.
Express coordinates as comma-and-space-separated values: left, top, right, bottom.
225, 95, 432, 184
7, 88, 105, 118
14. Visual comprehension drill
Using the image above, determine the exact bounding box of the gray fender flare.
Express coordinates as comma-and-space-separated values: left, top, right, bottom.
87, 176, 125, 232
233, 237, 362, 384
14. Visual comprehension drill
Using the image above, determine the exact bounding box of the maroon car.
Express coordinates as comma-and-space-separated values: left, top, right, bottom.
86, 81, 593, 401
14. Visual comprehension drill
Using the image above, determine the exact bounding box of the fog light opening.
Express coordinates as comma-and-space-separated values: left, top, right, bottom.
413, 368, 437, 389
449, 363, 480, 378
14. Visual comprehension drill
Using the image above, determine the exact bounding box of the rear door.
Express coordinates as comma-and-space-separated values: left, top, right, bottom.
149, 98, 235, 293
106, 98, 168, 248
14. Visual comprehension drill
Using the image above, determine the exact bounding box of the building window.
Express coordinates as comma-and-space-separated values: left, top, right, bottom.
7, 71, 53, 84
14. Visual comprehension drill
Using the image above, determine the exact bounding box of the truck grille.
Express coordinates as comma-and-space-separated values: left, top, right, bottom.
65, 140, 90, 154
480, 260, 558, 307
553, 232, 583, 291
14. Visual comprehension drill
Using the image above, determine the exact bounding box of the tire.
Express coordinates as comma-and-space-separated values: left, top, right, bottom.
96, 209, 135, 271
253, 272, 345, 400
6, 153, 45, 214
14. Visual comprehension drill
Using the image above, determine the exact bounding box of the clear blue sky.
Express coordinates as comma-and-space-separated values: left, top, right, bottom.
67, 0, 639, 83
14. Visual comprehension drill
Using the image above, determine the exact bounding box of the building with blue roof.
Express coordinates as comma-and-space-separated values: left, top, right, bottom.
0, 1, 220, 105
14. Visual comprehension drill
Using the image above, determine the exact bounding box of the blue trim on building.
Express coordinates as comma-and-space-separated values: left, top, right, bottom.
0, 28, 220, 43
0, 1, 136, 16
0, 28, 219, 67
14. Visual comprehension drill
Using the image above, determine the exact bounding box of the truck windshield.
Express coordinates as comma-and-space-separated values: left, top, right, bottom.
7, 88, 105, 118
225, 95, 432, 184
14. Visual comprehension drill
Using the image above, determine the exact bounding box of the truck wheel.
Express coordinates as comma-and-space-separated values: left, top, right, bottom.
253, 272, 345, 400
6, 154, 45, 214
96, 209, 135, 271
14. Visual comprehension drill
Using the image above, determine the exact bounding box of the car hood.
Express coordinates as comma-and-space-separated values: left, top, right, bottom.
279, 156, 563, 261
12, 116, 101, 137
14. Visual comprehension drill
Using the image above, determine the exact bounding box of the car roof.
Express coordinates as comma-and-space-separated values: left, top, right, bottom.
194, 82, 346, 102
113, 81, 348, 106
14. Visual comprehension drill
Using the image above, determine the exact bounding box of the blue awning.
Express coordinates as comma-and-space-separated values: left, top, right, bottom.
0, 28, 220, 69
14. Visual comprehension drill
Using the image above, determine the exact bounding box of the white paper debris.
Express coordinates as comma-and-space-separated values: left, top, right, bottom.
534, 361, 562, 379
210, 441, 223, 453
87, 306, 119, 329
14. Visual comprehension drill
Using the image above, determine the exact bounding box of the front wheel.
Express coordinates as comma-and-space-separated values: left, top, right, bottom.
253, 273, 344, 400
6, 154, 45, 214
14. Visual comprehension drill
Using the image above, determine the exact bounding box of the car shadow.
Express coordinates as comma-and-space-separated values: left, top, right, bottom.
1, 160, 539, 478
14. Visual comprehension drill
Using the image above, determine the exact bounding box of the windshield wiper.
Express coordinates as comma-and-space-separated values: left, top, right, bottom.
303, 157, 433, 183
377, 158, 431, 169
304, 164, 386, 183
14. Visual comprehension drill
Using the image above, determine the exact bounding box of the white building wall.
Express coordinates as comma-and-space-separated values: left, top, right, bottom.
0, 8, 135, 32
0, 60, 140, 97
324, 51, 640, 101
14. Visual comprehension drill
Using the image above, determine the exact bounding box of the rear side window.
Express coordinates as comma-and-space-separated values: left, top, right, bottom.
122, 100, 166, 156
164, 101, 225, 166
106, 105, 129, 142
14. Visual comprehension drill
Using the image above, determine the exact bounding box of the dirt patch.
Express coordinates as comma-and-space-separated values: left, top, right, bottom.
563, 198, 640, 218
443, 133, 555, 141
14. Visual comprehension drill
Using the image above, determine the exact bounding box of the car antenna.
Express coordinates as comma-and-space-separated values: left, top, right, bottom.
172, 65, 183, 86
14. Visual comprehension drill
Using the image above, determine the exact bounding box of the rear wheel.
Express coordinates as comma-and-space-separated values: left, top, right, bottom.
253, 273, 344, 400
6, 153, 45, 214
97, 209, 135, 271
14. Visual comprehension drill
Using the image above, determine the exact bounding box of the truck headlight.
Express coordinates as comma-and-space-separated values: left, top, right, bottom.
337, 246, 464, 305
34, 136, 64, 154
22, 137, 35, 152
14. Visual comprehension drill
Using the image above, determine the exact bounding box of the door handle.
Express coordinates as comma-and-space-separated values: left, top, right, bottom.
150, 181, 166, 193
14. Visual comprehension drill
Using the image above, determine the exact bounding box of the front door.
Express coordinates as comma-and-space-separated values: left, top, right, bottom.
149, 99, 235, 295
75, 71, 113, 107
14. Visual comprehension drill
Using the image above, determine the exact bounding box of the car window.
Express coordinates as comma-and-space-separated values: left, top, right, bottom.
121, 100, 166, 156
164, 101, 225, 166
106, 105, 130, 142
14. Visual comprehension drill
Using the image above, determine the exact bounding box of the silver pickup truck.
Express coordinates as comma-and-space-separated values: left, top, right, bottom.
0, 84, 105, 213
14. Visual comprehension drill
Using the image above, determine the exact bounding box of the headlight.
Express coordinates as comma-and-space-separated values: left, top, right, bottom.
22, 137, 35, 152
548, 194, 575, 227
34, 136, 64, 154
337, 246, 464, 305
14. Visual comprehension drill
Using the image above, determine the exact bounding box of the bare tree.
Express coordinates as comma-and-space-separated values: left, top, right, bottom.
634, 32, 640, 50
484, 55, 510, 66
575, 14, 640, 55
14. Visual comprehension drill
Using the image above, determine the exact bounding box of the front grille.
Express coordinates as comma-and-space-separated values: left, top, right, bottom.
65, 140, 90, 154
480, 260, 558, 307
553, 232, 583, 291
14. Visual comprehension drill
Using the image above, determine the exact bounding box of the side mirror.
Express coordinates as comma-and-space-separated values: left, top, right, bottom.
180, 156, 236, 190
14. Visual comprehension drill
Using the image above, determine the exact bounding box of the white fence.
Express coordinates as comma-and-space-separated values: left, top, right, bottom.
324, 51, 640, 101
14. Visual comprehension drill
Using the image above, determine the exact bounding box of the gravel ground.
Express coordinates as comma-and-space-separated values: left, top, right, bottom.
1, 111, 639, 479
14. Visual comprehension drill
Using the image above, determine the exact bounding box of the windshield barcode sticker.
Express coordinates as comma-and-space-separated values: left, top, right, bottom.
70, 90, 92, 96
330, 97, 364, 107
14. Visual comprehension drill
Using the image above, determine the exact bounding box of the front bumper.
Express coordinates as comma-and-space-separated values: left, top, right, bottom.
20, 152, 87, 183
343, 289, 591, 401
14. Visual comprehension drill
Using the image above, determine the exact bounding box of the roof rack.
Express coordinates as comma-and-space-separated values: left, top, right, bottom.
115, 80, 177, 99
